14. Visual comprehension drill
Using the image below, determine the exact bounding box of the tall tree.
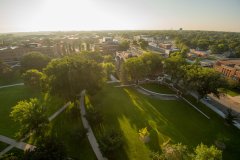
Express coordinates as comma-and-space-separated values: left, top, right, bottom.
22, 69, 44, 89
140, 52, 163, 77
44, 55, 105, 100
10, 98, 49, 138
120, 57, 147, 84
20, 52, 50, 72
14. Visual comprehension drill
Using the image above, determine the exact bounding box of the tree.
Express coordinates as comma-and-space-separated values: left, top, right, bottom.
194, 144, 222, 160
183, 65, 227, 101
99, 130, 123, 158
0, 59, 13, 80
140, 52, 163, 77
120, 57, 147, 84
139, 39, 148, 50
22, 69, 44, 89
85, 108, 104, 126
164, 55, 187, 84
20, 52, 50, 72
79, 51, 104, 63
10, 98, 49, 138
118, 40, 130, 51
24, 136, 67, 160
102, 62, 115, 77
44, 55, 105, 100
160, 143, 191, 160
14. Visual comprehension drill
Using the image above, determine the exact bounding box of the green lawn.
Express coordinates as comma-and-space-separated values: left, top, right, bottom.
140, 83, 176, 94
0, 85, 65, 138
226, 89, 240, 97
90, 84, 240, 160
48, 104, 96, 160
0, 142, 8, 151
0, 86, 40, 138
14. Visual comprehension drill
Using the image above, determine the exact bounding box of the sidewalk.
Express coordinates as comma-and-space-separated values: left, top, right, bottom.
0, 83, 24, 89
79, 90, 107, 160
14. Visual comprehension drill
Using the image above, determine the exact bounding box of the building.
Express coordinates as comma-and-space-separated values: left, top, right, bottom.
91, 37, 119, 54
0, 44, 59, 63
214, 59, 240, 81
190, 49, 209, 57
115, 47, 143, 72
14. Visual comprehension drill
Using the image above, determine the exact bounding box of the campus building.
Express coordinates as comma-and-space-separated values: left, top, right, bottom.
214, 59, 240, 81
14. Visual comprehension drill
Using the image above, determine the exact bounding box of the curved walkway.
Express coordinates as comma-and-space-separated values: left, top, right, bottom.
137, 86, 178, 100
79, 90, 107, 160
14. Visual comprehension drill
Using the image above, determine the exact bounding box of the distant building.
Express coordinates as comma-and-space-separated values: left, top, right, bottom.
190, 49, 209, 57
0, 44, 58, 62
91, 37, 119, 54
214, 59, 240, 81
115, 47, 143, 72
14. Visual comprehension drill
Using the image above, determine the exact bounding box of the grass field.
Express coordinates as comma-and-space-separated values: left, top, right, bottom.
90, 84, 240, 160
0, 85, 65, 138
0, 86, 40, 138
48, 104, 96, 160
0, 142, 8, 151
140, 83, 176, 94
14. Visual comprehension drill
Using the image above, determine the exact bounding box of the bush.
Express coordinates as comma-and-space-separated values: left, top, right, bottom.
99, 130, 123, 157
85, 108, 103, 126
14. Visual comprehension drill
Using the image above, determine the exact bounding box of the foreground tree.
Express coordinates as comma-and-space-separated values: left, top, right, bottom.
99, 130, 123, 158
194, 144, 222, 160
161, 143, 191, 160
20, 52, 50, 72
24, 136, 67, 160
10, 98, 48, 138
22, 69, 44, 89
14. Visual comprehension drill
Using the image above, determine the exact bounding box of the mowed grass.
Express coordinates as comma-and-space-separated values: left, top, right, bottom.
90, 84, 240, 160
0, 85, 65, 138
141, 83, 176, 94
49, 105, 96, 160
0, 86, 40, 138
0, 141, 8, 151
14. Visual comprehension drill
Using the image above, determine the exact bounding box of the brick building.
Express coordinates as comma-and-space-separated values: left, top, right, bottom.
214, 59, 240, 81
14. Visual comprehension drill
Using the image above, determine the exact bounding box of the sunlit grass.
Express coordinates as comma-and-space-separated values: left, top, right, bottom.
90, 84, 240, 160
140, 83, 176, 94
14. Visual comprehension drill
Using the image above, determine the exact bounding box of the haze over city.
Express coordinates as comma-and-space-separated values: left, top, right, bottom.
1, 0, 240, 33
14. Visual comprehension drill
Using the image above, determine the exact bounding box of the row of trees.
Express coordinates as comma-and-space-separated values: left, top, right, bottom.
20, 51, 115, 100
120, 52, 163, 84
120, 52, 227, 101
151, 143, 222, 160
164, 55, 227, 100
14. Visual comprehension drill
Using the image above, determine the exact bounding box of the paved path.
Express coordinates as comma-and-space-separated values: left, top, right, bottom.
0, 135, 35, 151
137, 86, 179, 100
79, 90, 107, 160
0, 83, 24, 89
0, 102, 71, 156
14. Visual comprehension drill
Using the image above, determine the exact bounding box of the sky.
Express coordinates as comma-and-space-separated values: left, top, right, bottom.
0, 0, 240, 33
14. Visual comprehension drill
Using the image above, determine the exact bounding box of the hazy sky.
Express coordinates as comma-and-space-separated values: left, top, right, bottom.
0, 0, 240, 33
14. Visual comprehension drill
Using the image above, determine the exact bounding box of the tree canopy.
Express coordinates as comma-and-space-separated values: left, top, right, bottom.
10, 98, 49, 138
20, 52, 50, 72
44, 55, 105, 100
